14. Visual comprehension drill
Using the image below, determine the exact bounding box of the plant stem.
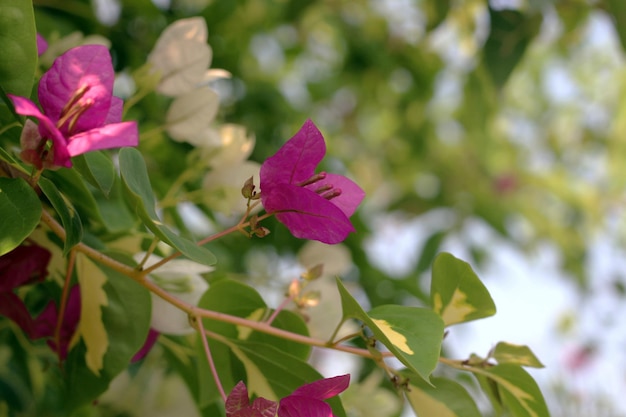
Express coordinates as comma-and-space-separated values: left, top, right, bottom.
40, 207, 389, 361
195, 314, 227, 402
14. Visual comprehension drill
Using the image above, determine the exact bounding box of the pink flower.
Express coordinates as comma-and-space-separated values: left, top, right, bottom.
225, 381, 278, 417
8, 44, 138, 168
260, 120, 364, 244
278, 374, 350, 417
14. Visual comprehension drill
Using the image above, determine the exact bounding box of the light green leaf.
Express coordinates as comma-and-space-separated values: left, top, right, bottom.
493, 342, 544, 368
119, 147, 216, 266
404, 374, 482, 417
65, 257, 151, 411
0, 177, 41, 255
73, 151, 116, 197
473, 364, 550, 417
337, 279, 444, 382
39, 177, 83, 254
431, 252, 496, 326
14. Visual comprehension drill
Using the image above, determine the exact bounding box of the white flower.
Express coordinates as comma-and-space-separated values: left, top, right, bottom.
135, 253, 212, 335
148, 17, 230, 97
165, 87, 220, 141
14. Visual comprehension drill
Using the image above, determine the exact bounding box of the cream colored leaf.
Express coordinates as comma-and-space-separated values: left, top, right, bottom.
76, 254, 109, 376
148, 17, 211, 96
165, 87, 220, 140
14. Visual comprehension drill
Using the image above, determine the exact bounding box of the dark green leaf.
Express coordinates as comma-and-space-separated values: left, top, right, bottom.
196, 280, 311, 406
482, 7, 542, 89
43, 168, 105, 225
606, 0, 626, 53
430, 252, 496, 326
0, 0, 37, 97
72, 151, 116, 197
39, 177, 83, 254
0, 177, 41, 255
225, 339, 346, 417
119, 147, 216, 266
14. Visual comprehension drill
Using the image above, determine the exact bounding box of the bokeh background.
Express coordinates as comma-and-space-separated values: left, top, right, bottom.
33, 0, 626, 415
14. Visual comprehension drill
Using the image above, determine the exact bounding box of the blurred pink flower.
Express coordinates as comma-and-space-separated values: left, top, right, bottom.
36, 33, 48, 56
260, 120, 364, 244
8, 44, 138, 168
278, 374, 350, 417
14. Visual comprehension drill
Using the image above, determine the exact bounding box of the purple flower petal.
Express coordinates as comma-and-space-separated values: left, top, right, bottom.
260, 119, 325, 187
8, 95, 72, 167
278, 396, 333, 417
0, 293, 37, 337
38, 45, 114, 135
304, 173, 364, 218
291, 374, 350, 400
36, 34, 48, 56
0, 244, 51, 291
264, 185, 355, 244
131, 328, 159, 362
226, 382, 278, 417
66, 121, 138, 156
260, 120, 364, 244
106, 96, 124, 124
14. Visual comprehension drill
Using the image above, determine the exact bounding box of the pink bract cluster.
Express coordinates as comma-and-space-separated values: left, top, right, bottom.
226, 374, 350, 417
260, 120, 364, 244
9, 44, 138, 168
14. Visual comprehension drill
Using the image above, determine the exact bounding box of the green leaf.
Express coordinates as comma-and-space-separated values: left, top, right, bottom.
43, 168, 105, 225
65, 257, 151, 411
72, 151, 116, 197
482, 7, 542, 89
404, 374, 482, 417
606, 0, 626, 53
423, 0, 450, 31
430, 252, 496, 326
474, 364, 550, 417
337, 279, 444, 382
225, 340, 346, 417
492, 342, 544, 368
118, 147, 216, 266
0, 177, 41, 255
38, 178, 83, 254
196, 280, 311, 406
0, 0, 37, 97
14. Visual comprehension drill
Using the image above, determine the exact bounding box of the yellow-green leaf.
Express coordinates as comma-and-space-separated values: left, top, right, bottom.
431, 253, 496, 326
404, 375, 482, 417
75, 254, 109, 376
493, 342, 545, 368
473, 364, 550, 417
